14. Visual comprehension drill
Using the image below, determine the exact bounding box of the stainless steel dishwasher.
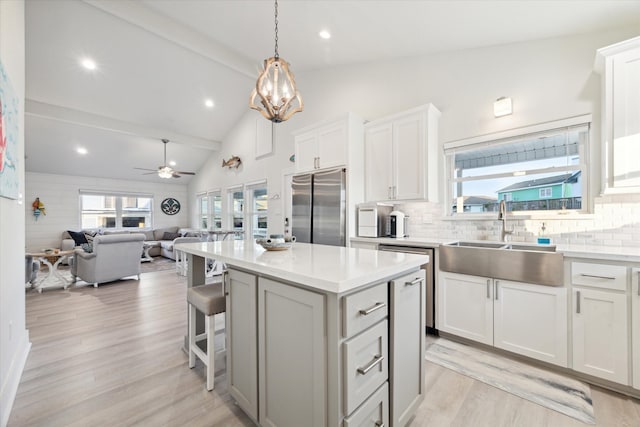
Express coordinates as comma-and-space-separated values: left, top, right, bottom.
378, 244, 436, 333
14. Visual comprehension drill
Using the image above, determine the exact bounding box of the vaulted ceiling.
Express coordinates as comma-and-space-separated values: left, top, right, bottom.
25, 0, 640, 183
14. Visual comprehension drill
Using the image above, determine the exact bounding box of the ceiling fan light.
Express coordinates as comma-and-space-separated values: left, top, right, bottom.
158, 166, 173, 179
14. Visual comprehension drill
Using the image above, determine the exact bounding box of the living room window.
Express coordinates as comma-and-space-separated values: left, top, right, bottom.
80, 191, 153, 229
197, 190, 222, 230
247, 181, 268, 239
445, 116, 590, 215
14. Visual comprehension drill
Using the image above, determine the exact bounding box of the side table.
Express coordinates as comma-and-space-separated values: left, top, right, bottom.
142, 241, 160, 262
28, 249, 75, 293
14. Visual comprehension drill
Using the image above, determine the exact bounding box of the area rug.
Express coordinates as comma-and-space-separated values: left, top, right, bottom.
425, 338, 595, 424
140, 256, 176, 274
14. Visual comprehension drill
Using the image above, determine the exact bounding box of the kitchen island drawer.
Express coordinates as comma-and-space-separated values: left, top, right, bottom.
343, 320, 388, 415
343, 281, 388, 337
571, 261, 627, 291
344, 382, 389, 427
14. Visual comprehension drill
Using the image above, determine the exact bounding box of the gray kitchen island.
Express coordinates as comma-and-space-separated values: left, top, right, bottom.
177, 240, 428, 427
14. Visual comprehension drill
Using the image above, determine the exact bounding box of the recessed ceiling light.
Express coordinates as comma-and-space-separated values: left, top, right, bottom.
80, 57, 97, 71
77, 147, 88, 155
169, 160, 176, 166
204, 99, 214, 108
319, 30, 331, 40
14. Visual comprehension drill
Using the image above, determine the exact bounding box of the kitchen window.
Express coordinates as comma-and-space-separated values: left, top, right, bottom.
445, 116, 590, 215
80, 191, 152, 229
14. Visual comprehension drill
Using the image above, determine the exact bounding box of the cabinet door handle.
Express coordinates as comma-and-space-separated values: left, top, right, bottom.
357, 354, 384, 375
637, 272, 640, 296
486, 279, 491, 299
393, 186, 397, 199
576, 291, 581, 314
405, 278, 423, 286
388, 186, 392, 199
359, 302, 386, 316
495, 280, 499, 301
580, 273, 615, 280
223, 271, 229, 296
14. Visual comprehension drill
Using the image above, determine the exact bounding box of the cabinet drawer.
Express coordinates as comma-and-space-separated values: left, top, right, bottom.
343, 382, 389, 427
344, 320, 389, 415
343, 282, 388, 338
571, 262, 627, 291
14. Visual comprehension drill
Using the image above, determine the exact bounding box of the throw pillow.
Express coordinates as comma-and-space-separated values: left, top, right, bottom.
81, 243, 93, 253
84, 230, 97, 243
67, 230, 89, 246
162, 232, 181, 241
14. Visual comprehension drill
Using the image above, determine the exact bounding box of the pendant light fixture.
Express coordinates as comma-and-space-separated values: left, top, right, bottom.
249, 0, 303, 123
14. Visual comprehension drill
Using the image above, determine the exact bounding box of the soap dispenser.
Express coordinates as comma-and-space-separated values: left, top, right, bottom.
537, 222, 551, 245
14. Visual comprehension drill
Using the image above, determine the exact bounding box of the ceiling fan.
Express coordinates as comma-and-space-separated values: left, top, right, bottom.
134, 139, 196, 179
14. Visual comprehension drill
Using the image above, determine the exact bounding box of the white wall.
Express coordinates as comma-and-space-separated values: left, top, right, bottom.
25, 172, 189, 252
188, 25, 640, 243
0, 1, 27, 426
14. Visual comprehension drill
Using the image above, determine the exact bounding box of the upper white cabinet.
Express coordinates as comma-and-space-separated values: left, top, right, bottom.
293, 113, 364, 173
595, 36, 640, 193
364, 104, 441, 202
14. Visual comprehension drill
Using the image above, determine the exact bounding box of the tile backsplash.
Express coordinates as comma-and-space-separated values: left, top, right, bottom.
395, 193, 640, 248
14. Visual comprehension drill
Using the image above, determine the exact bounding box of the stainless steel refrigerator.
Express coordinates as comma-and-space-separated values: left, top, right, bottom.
292, 168, 346, 246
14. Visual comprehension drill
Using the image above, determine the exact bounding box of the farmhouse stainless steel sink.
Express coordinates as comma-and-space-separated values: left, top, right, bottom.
439, 241, 564, 286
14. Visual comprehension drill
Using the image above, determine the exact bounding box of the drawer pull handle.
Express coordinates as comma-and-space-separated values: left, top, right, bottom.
357, 354, 384, 375
405, 278, 423, 286
576, 291, 581, 314
486, 279, 490, 299
579, 273, 615, 280
359, 302, 386, 316
637, 272, 640, 296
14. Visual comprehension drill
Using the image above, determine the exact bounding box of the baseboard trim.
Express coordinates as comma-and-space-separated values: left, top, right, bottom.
1, 332, 31, 427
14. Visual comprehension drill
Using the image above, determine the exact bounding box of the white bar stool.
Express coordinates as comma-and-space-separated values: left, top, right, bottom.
175, 237, 202, 276
187, 282, 226, 391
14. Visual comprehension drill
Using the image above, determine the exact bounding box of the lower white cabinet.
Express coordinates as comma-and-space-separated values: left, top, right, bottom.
438, 272, 568, 366
633, 268, 640, 390
494, 280, 568, 366
350, 240, 378, 250
572, 287, 629, 384
258, 277, 326, 427
438, 272, 493, 345
569, 260, 630, 385
390, 269, 426, 426
227, 269, 259, 422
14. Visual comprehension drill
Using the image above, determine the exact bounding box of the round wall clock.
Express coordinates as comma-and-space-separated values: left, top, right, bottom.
161, 198, 181, 215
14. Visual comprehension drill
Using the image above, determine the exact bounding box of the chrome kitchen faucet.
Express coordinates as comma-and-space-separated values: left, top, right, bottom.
498, 200, 513, 242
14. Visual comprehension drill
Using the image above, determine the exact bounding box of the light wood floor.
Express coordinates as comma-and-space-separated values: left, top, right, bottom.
8, 270, 640, 427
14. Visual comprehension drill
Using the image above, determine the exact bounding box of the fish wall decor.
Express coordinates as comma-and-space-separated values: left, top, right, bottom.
222, 155, 242, 169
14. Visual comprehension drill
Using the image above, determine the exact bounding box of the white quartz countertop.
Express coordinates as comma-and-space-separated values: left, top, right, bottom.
176, 240, 428, 294
351, 237, 640, 263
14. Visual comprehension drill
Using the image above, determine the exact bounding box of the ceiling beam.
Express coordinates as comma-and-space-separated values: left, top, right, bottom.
83, 0, 257, 79
26, 99, 221, 151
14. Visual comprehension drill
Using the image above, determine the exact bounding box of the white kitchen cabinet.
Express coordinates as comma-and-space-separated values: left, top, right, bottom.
364, 104, 440, 202
494, 280, 567, 366
293, 113, 364, 173
595, 36, 640, 192
350, 240, 378, 250
438, 272, 493, 345
633, 268, 640, 389
227, 269, 259, 422
572, 287, 629, 384
439, 272, 568, 366
258, 277, 326, 427
390, 270, 426, 427
570, 260, 630, 385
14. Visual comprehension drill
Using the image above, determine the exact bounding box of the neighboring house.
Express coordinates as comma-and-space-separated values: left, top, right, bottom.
497, 171, 582, 210
453, 195, 498, 213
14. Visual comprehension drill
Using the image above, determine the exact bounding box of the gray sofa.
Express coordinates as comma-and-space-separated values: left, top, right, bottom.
61, 226, 200, 261
71, 233, 145, 287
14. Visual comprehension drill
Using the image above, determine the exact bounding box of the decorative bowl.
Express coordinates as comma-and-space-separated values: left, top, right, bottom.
256, 236, 295, 251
